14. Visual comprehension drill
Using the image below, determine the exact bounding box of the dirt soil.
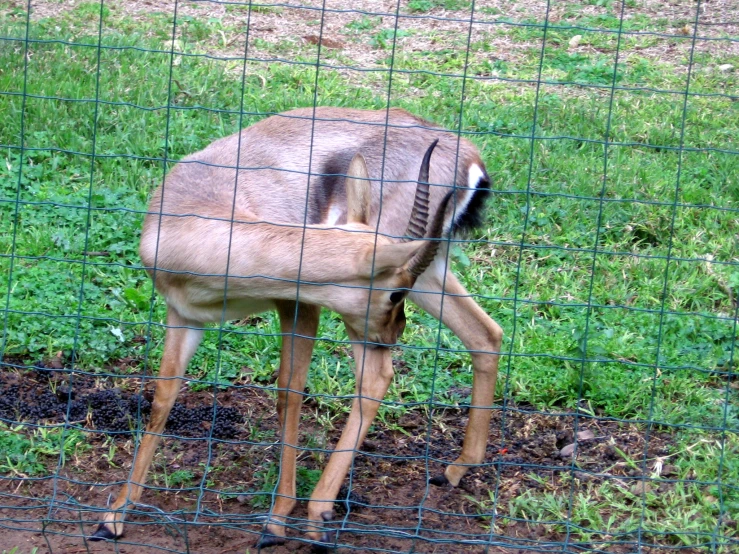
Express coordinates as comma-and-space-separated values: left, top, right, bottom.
0, 361, 708, 554
14, 0, 739, 75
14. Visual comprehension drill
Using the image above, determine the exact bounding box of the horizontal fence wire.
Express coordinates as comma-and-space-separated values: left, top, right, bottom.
0, 0, 737, 553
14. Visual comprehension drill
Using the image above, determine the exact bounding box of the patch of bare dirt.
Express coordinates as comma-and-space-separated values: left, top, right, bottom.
0, 361, 713, 554
18, 0, 738, 72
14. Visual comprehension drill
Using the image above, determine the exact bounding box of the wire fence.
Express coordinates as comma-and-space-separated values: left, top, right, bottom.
0, 0, 737, 552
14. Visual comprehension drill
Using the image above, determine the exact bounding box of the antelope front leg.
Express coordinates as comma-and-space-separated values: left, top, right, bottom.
410, 268, 503, 487
258, 301, 320, 547
91, 307, 203, 540
306, 336, 394, 546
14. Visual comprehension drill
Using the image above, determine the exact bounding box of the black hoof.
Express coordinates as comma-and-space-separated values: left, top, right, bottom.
310, 511, 337, 552
311, 533, 336, 554
256, 532, 286, 549
89, 523, 117, 542
429, 474, 449, 487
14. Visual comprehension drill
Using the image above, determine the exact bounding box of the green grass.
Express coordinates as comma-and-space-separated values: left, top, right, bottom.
225, 3, 284, 16
248, 462, 323, 509
344, 16, 381, 35
0, 423, 91, 476
0, 3, 737, 550
1, 4, 736, 406
0, 0, 736, 425
407, 0, 472, 13
370, 28, 413, 49
152, 468, 196, 490
472, 430, 739, 548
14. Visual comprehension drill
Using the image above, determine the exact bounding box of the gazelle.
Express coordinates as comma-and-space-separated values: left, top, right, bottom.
91, 107, 503, 549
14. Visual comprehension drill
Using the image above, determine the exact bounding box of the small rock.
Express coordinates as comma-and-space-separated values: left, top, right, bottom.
560, 443, 576, 457
55, 386, 76, 402
576, 429, 595, 441
718, 64, 734, 73
336, 486, 368, 511
303, 35, 344, 49
569, 35, 582, 49
718, 514, 737, 529
661, 464, 677, 476
630, 481, 651, 495
657, 483, 671, 493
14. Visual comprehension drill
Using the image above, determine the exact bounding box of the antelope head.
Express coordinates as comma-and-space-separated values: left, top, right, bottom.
339, 140, 450, 347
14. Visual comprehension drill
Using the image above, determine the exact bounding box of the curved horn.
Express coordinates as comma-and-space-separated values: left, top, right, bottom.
402, 139, 439, 242
407, 191, 453, 278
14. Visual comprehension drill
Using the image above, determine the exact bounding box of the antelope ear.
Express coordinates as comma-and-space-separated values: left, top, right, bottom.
357, 242, 423, 278
346, 153, 371, 225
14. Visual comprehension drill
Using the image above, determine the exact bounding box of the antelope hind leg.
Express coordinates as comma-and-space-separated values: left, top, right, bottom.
409, 267, 503, 487
258, 301, 320, 548
91, 308, 204, 540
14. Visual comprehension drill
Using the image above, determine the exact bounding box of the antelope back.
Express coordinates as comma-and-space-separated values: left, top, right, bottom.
153, 107, 489, 243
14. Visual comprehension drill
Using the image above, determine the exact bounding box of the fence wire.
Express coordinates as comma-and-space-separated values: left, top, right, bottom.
0, 0, 738, 553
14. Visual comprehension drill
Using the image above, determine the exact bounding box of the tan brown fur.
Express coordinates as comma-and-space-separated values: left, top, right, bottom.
140, 210, 420, 341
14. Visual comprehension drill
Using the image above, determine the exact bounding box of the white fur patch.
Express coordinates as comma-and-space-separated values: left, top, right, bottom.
325, 204, 343, 226
467, 163, 485, 191
446, 163, 485, 231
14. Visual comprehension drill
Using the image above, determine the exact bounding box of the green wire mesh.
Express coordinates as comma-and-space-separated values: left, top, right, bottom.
0, 0, 737, 552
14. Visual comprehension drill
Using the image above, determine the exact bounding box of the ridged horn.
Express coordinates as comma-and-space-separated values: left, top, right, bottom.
406, 191, 452, 279
402, 139, 439, 242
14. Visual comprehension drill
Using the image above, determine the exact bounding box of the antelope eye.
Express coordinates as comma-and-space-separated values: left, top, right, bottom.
389, 291, 405, 304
